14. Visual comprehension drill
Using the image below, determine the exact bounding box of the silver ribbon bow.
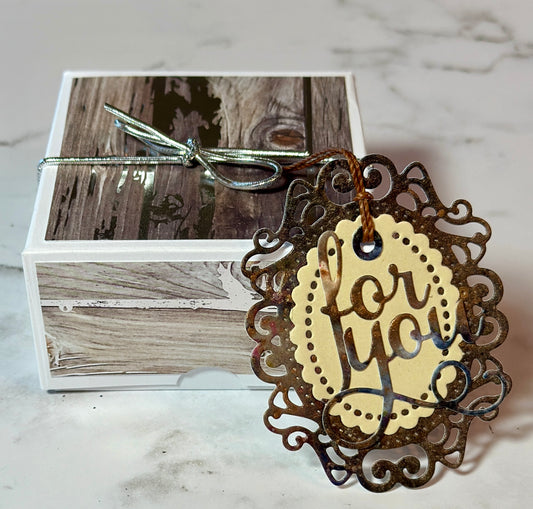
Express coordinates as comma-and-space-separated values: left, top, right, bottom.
38, 104, 309, 191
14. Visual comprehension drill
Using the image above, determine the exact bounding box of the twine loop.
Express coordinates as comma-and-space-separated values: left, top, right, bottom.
285, 149, 374, 243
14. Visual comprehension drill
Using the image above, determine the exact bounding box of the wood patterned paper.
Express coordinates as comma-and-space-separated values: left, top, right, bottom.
46, 76, 352, 241
38, 261, 257, 376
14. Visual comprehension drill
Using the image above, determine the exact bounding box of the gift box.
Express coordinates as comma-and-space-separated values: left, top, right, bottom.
23, 71, 366, 390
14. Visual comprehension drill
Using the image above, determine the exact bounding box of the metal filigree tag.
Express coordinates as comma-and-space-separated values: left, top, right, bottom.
241, 155, 511, 491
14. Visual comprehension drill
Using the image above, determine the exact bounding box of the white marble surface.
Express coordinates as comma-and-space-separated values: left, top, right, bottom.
1, 0, 532, 506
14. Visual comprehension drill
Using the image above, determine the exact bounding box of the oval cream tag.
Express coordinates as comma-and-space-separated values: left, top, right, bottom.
291, 214, 463, 436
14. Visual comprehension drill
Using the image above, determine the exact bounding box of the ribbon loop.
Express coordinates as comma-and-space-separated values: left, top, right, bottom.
38, 104, 299, 191
104, 104, 284, 191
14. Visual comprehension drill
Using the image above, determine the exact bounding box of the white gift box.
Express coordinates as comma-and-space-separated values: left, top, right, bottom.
23, 71, 366, 391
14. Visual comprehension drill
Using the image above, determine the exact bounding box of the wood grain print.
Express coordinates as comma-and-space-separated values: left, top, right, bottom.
45, 76, 353, 241
38, 261, 260, 376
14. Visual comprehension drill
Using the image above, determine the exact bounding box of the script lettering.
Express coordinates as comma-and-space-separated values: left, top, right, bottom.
316, 230, 484, 447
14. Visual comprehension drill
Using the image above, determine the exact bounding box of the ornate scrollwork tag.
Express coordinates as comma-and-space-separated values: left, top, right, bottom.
241, 154, 511, 491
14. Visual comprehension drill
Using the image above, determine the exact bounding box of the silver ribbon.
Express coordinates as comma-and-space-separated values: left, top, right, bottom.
38, 104, 310, 191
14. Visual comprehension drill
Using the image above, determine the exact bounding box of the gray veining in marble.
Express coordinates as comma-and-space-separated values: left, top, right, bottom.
1, 0, 532, 507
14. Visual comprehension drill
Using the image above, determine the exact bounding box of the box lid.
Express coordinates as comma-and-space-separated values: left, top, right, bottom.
40, 73, 365, 244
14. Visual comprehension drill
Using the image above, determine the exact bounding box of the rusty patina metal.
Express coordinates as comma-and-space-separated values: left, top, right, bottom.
241, 155, 511, 491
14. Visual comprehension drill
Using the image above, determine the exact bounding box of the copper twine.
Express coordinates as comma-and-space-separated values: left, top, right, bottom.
284, 149, 375, 243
